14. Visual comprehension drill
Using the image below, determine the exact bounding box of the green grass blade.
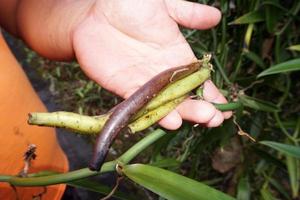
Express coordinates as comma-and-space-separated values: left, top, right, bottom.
261, 1, 289, 12
149, 158, 180, 168
239, 95, 280, 112
252, 147, 285, 169
237, 177, 250, 200
260, 141, 300, 159
229, 11, 264, 25
122, 164, 235, 200
257, 58, 300, 77
265, 5, 283, 33
244, 51, 266, 69
268, 177, 291, 200
260, 187, 276, 200
286, 154, 299, 198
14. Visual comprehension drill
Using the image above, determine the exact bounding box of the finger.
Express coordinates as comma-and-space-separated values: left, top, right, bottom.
176, 99, 216, 123
165, 0, 221, 30
206, 110, 224, 127
158, 110, 182, 130
203, 80, 233, 119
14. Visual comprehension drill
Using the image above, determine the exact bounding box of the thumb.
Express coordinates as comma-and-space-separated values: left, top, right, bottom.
165, 0, 221, 30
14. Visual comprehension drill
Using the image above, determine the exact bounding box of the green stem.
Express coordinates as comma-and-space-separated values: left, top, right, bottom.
231, 52, 243, 81
211, 28, 217, 52
184, 29, 197, 39
0, 129, 166, 186
274, 112, 295, 142
293, 118, 300, 139
275, 1, 300, 36
214, 101, 243, 111
220, 7, 227, 55
5, 163, 113, 186
277, 75, 291, 107
275, 35, 281, 64
212, 55, 231, 85
118, 129, 166, 164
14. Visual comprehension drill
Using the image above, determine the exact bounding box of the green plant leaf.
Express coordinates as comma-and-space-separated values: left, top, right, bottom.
252, 147, 285, 169
287, 44, 300, 52
239, 95, 280, 112
237, 177, 250, 200
244, 51, 266, 69
150, 158, 180, 168
286, 155, 299, 198
260, 141, 300, 159
68, 179, 133, 200
122, 164, 235, 200
268, 177, 291, 200
260, 187, 276, 200
262, 1, 289, 12
265, 4, 283, 33
229, 11, 264, 25
257, 59, 300, 77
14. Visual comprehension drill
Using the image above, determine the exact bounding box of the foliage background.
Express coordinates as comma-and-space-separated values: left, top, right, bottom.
8, 0, 300, 199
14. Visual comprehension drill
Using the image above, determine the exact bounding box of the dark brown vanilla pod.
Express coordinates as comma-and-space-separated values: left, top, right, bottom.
89, 61, 202, 171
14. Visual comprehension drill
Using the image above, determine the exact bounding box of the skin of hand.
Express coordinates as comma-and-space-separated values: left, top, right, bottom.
1, 0, 232, 130
72, 0, 232, 129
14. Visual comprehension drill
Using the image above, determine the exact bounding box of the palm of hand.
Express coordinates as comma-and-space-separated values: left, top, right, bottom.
72, 0, 231, 129
73, 0, 195, 98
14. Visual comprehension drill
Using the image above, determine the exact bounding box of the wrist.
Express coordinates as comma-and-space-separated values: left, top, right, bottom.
16, 0, 95, 60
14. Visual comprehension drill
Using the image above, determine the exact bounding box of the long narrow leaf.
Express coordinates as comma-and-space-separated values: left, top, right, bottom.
260, 187, 276, 200
244, 51, 266, 69
239, 95, 280, 112
265, 5, 283, 33
122, 164, 235, 200
149, 158, 180, 168
252, 147, 286, 169
268, 177, 291, 200
262, 1, 289, 12
287, 44, 300, 52
237, 177, 250, 200
257, 59, 300, 77
286, 154, 299, 198
229, 11, 265, 25
260, 141, 300, 159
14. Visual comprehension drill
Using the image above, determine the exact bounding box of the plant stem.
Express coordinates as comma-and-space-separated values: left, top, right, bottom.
275, 1, 300, 36
117, 129, 166, 164
4, 163, 113, 186
0, 129, 166, 186
214, 101, 243, 111
293, 118, 300, 139
274, 112, 295, 142
213, 55, 231, 85
211, 28, 217, 52
277, 75, 291, 107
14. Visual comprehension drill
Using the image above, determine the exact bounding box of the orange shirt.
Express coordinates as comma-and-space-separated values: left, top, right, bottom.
0, 31, 68, 199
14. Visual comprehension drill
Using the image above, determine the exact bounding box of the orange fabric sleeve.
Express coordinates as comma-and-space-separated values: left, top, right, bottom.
0, 32, 69, 199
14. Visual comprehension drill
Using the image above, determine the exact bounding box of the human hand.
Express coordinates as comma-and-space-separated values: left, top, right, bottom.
72, 0, 232, 130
